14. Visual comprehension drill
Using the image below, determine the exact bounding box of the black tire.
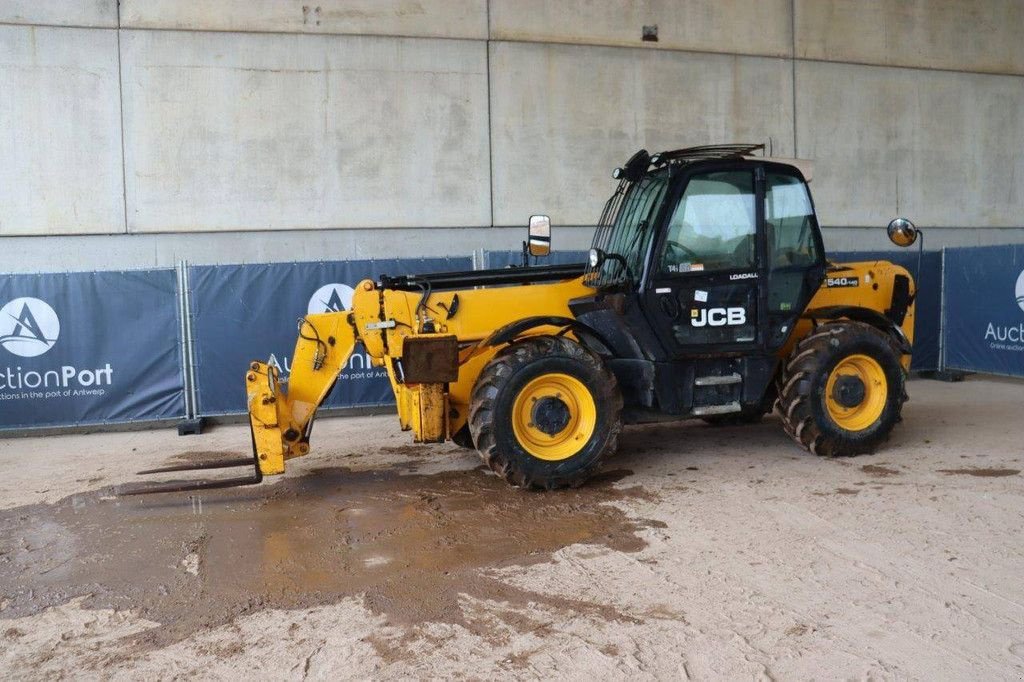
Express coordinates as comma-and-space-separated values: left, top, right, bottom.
468, 336, 623, 489
450, 424, 475, 449
777, 321, 907, 456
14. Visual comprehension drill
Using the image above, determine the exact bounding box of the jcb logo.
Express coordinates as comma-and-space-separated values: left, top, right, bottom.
691, 307, 747, 327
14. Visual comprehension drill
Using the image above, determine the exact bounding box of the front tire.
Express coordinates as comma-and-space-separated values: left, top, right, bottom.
778, 321, 906, 456
468, 336, 623, 489
450, 424, 475, 449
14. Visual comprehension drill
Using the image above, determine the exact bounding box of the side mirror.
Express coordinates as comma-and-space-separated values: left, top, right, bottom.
528, 215, 551, 257
887, 217, 918, 247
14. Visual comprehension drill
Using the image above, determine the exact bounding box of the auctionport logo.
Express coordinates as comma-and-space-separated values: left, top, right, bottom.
1016, 269, 1024, 313
984, 269, 1024, 351
308, 283, 354, 314
0, 296, 115, 397
266, 282, 378, 382
0, 297, 60, 357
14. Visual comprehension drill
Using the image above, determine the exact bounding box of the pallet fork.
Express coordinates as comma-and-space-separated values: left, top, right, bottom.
122, 313, 356, 495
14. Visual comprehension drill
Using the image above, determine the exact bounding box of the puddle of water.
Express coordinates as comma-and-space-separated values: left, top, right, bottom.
937, 468, 1020, 478
0, 463, 656, 650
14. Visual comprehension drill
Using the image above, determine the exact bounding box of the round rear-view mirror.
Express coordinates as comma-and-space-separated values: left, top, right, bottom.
887, 218, 918, 247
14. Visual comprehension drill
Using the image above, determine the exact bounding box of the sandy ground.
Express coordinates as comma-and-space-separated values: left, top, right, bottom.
1, 376, 1023, 680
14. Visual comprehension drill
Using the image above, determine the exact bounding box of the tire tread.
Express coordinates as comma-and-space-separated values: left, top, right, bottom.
468, 336, 622, 489
778, 321, 906, 457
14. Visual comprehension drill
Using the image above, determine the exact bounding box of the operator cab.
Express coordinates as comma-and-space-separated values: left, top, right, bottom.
583, 145, 826, 361
565, 145, 829, 419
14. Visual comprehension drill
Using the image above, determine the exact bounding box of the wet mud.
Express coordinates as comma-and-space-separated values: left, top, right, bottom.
0, 461, 658, 652
861, 464, 900, 477
812, 487, 861, 497
937, 467, 1020, 478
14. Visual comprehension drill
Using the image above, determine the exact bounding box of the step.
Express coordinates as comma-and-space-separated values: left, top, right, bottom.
694, 373, 742, 387
691, 401, 742, 416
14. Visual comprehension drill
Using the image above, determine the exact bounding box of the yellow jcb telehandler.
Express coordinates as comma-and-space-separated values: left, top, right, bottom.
131, 144, 920, 494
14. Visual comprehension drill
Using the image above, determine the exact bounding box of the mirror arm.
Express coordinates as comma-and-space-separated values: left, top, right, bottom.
605, 252, 634, 281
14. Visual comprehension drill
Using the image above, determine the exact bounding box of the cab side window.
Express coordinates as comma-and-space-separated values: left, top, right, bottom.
765, 171, 823, 324
765, 172, 819, 267
659, 170, 756, 274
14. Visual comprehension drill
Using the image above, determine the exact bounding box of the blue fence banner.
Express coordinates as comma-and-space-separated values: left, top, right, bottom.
189, 258, 471, 416
0, 244, 1012, 432
834, 251, 942, 372
0, 269, 184, 429
943, 245, 1024, 377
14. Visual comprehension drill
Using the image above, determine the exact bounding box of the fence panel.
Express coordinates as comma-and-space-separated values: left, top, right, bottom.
0, 269, 184, 428
188, 258, 471, 416
942, 245, 1024, 377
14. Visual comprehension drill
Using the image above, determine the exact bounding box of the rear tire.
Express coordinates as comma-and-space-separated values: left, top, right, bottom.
468, 336, 623, 489
778, 321, 906, 456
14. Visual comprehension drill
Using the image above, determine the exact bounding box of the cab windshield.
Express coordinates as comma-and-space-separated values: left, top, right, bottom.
588, 172, 669, 287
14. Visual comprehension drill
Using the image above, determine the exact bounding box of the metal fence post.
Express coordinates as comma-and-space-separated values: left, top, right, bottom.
938, 247, 947, 372
175, 262, 193, 419
177, 260, 204, 435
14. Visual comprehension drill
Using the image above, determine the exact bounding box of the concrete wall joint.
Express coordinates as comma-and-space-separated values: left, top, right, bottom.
115, 4, 129, 234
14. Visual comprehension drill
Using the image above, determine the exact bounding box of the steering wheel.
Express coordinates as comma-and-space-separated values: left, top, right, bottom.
665, 240, 699, 263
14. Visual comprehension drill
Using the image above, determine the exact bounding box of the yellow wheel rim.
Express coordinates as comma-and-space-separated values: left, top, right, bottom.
511, 373, 597, 461
825, 354, 887, 431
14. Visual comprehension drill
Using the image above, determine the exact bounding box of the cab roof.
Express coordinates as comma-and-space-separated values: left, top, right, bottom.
616, 144, 813, 183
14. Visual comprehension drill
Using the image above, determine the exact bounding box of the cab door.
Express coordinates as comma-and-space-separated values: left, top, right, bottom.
641, 165, 766, 358
761, 165, 827, 350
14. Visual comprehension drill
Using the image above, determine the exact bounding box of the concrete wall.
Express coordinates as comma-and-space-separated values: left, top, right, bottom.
490, 42, 794, 226
795, 0, 1024, 76
0, 25, 124, 235
1, 0, 1022, 271
489, 0, 793, 58
120, 30, 489, 232
120, 0, 487, 39
797, 61, 1024, 230
0, 0, 117, 27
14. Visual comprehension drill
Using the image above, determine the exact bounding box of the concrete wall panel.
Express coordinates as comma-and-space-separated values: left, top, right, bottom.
796, 61, 1024, 229
121, 31, 490, 232
0, 0, 117, 28
121, 0, 487, 40
491, 0, 792, 58
490, 42, 794, 227
0, 26, 125, 236
796, 0, 1024, 76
